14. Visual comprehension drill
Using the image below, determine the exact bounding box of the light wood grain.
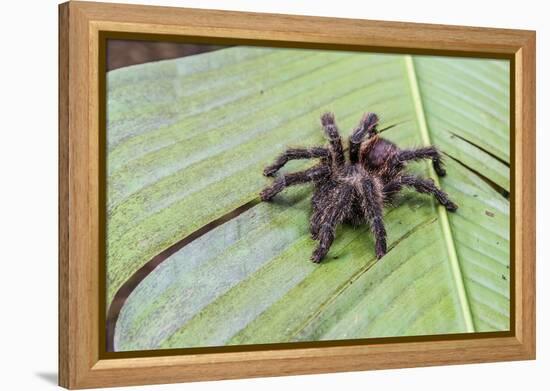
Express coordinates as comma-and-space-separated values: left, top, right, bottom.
58, 1, 536, 388
58, 3, 70, 387
513, 37, 536, 351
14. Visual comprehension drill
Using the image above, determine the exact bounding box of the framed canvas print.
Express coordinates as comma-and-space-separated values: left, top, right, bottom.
58, 1, 536, 389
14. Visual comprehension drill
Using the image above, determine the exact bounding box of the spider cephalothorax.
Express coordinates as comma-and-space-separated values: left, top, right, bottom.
260, 112, 458, 263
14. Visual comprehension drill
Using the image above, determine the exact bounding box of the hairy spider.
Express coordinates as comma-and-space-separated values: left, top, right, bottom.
259, 112, 458, 263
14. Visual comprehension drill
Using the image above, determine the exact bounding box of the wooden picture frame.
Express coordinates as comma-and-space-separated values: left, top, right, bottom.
59, 1, 536, 389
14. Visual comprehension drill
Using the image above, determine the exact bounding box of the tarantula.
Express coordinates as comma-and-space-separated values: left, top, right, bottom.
259, 112, 458, 263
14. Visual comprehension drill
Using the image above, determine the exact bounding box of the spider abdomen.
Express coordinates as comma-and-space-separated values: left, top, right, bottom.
360, 137, 400, 170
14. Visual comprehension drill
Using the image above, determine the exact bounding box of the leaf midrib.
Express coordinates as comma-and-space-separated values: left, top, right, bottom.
406, 55, 475, 332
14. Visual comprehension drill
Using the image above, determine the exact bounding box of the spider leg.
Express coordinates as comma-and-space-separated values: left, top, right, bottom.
310, 181, 336, 240
356, 178, 387, 259
310, 209, 322, 240
260, 165, 330, 201
398, 146, 446, 176
384, 174, 458, 211
349, 112, 379, 163
320, 112, 345, 168
311, 185, 353, 263
263, 147, 329, 177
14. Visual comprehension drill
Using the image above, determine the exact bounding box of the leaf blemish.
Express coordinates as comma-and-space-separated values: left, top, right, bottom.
485, 210, 495, 217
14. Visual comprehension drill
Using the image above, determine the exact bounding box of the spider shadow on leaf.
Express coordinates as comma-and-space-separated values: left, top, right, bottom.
263, 183, 314, 208
318, 223, 376, 265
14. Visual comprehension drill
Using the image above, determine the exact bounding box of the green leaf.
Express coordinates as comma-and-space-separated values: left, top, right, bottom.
106, 47, 510, 351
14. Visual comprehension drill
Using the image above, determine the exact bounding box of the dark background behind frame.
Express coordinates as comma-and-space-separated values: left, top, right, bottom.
107, 39, 225, 70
